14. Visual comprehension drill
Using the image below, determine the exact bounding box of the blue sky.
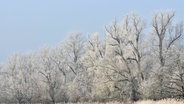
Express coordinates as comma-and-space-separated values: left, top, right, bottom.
0, 0, 184, 63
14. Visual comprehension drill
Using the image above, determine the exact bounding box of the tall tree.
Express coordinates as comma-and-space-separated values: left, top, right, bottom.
151, 11, 183, 99
104, 13, 144, 101
38, 47, 62, 103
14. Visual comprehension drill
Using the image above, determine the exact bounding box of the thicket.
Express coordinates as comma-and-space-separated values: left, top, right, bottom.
0, 10, 184, 104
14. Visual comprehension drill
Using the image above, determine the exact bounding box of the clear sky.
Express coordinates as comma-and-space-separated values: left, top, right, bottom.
0, 0, 184, 63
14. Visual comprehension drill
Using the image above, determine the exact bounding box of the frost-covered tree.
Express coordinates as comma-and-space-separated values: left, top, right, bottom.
104, 13, 145, 101
38, 47, 64, 103
149, 10, 183, 99
0, 10, 183, 103
4, 53, 41, 103
82, 32, 106, 101
63, 33, 87, 102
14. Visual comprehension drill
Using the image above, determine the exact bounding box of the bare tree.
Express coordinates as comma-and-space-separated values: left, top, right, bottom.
82, 33, 106, 101
104, 13, 144, 101
64, 33, 85, 75
151, 11, 183, 99
38, 47, 62, 103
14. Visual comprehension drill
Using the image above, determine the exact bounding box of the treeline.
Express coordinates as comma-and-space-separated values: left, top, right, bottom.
0, 10, 184, 103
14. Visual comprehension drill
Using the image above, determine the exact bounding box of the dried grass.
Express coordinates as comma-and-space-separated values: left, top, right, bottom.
63, 99, 184, 104
135, 99, 184, 104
